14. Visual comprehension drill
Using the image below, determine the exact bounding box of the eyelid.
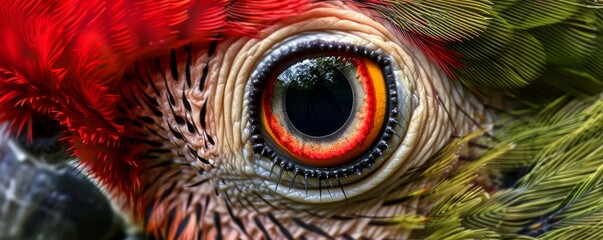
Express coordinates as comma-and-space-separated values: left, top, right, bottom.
215, 4, 492, 203
254, 47, 397, 171
246, 32, 408, 202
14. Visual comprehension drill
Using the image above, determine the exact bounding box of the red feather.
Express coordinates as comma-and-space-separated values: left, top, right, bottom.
406, 33, 463, 78
0, 0, 459, 210
0, 0, 310, 202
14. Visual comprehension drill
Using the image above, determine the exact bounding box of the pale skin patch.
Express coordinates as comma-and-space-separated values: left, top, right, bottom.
119, 1, 494, 239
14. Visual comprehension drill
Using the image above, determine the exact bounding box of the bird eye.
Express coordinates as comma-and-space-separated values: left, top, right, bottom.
259, 53, 391, 168
233, 7, 487, 205
248, 34, 405, 186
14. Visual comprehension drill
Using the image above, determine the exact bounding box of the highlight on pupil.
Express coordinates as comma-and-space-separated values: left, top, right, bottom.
258, 51, 389, 168
279, 56, 354, 137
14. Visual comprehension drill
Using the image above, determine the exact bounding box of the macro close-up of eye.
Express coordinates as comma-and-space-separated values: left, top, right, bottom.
234, 17, 488, 206
248, 34, 405, 199
253, 47, 394, 170
1, 1, 603, 240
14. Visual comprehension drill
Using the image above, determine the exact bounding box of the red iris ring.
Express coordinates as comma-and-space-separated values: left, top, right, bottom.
260, 54, 387, 168
248, 41, 399, 178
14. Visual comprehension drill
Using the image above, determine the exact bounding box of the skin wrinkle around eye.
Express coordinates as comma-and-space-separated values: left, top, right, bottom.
215, 5, 390, 171
131, 1, 493, 239
216, 1, 487, 204
224, 0, 484, 205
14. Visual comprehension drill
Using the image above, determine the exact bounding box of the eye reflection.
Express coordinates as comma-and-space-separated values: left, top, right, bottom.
280, 56, 354, 137
248, 39, 401, 175
260, 53, 388, 168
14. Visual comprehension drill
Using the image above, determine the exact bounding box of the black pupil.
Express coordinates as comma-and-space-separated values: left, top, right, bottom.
280, 56, 354, 137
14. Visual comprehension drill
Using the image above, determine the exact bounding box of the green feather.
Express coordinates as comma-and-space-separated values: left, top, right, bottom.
459, 31, 546, 89
366, 0, 494, 41
453, 1, 602, 96
501, 0, 583, 29
421, 95, 603, 238
469, 97, 603, 235
531, 13, 598, 65
449, 13, 515, 60
403, 0, 603, 238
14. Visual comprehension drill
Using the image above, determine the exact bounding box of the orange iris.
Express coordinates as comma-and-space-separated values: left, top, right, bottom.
260, 54, 387, 168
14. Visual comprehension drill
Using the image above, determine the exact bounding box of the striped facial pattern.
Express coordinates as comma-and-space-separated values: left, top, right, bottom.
120, 2, 493, 239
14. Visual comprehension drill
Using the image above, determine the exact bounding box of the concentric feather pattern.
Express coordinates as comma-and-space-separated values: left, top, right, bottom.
390, 0, 603, 238
450, 0, 603, 92
0, 0, 310, 200
359, 0, 603, 238
1, 0, 603, 239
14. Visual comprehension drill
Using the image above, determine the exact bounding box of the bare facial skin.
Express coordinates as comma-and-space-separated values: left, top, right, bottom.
3, 0, 603, 239
115, 2, 492, 239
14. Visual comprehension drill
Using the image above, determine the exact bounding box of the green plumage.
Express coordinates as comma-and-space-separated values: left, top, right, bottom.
459, 97, 603, 239
373, 0, 603, 238
456, 0, 603, 94
2, 1, 602, 239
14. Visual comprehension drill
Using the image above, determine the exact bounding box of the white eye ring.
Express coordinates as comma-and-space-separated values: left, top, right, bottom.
246, 31, 411, 203
219, 5, 483, 204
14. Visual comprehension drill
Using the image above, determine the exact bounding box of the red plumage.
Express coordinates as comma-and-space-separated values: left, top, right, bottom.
407, 33, 462, 78
0, 0, 460, 207
0, 0, 312, 202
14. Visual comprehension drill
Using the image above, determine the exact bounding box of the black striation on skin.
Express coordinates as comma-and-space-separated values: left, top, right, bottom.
124, 41, 221, 240
173, 215, 190, 240
292, 217, 335, 239
111, 26, 493, 238
268, 213, 295, 240
213, 212, 223, 240
0, 29, 495, 238
253, 216, 272, 240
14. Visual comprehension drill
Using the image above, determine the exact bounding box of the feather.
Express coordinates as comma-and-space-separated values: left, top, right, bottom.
457, 97, 603, 237
452, 0, 603, 96
0, 0, 311, 199
361, 0, 493, 41
389, 1, 603, 237
1, 1, 603, 238
355, 0, 494, 76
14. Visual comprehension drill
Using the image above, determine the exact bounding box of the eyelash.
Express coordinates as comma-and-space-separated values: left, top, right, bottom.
247, 39, 403, 182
